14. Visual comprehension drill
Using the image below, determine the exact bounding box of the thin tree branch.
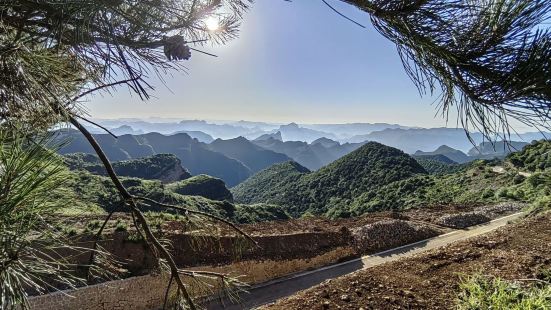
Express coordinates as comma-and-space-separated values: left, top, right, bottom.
71, 77, 143, 103
322, 0, 366, 28
68, 115, 197, 309
75, 116, 118, 139
86, 209, 116, 282
163, 275, 174, 310
189, 47, 218, 57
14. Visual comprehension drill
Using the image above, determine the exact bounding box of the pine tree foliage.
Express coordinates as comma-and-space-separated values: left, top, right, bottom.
0, 0, 249, 128
341, 0, 551, 138
0, 130, 110, 310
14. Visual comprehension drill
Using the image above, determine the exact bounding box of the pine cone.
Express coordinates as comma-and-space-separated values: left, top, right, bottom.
163, 35, 191, 61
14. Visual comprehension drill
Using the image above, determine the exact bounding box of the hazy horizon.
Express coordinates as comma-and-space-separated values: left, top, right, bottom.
84, 2, 457, 129
86, 1, 541, 133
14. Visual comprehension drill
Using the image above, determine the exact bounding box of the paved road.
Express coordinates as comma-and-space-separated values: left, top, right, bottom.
206, 212, 525, 310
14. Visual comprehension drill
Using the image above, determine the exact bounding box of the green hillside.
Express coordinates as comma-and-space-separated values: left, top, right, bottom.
233, 142, 427, 217
508, 140, 551, 172
64, 153, 192, 182
167, 175, 233, 201
336, 141, 551, 217
232, 161, 310, 205
413, 155, 465, 175
234, 140, 551, 219
57, 169, 289, 224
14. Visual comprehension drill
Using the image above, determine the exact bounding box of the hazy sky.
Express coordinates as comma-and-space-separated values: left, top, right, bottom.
86, 1, 524, 129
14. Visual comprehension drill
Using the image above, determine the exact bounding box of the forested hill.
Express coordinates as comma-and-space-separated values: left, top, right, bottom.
64, 153, 192, 183
232, 142, 427, 217
231, 161, 310, 205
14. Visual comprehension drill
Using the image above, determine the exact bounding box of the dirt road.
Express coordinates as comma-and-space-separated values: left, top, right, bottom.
206, 212, 525, 310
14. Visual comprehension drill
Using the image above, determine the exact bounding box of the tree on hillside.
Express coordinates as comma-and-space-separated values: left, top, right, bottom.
0, 0, 550, 309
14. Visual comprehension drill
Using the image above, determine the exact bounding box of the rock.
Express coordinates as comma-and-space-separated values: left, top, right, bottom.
322, 301, 331, 309
340, 294, 351, 302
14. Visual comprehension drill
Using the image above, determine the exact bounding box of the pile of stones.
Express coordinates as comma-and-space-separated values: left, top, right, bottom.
435, 212, 491, 229
351, 220, 440, 254
436, 202, 524, 229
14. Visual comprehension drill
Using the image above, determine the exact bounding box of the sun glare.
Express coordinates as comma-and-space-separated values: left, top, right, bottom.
205, 17, 220, 31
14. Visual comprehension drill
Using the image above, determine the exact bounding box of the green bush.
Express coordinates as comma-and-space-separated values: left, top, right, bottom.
115, 220, 128, 232
64, 227, 78, 236
513, 174, 525, 185
457, 274, 551, 310
497, 188, 509, 198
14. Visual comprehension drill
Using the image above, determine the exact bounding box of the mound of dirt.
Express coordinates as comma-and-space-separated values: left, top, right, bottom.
351, 220, 441, 254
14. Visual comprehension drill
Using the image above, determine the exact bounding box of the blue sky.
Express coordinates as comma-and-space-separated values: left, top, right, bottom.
87, 1, 475, 127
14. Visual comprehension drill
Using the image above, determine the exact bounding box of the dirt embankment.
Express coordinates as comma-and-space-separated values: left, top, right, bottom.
65, 204, 523, 277
263, 211, 551, 310
90, 208, 457, 274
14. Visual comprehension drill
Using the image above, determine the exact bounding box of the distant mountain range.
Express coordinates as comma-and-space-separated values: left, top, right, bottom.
88, 119, 412, 143
252, 137, 363, 171
346, 128, 546, 153
87, 119, 547, 154
60, 122, 546, 187
56, 130, 359, 186
56, 130, 252, 186
207, 137, 292, 174
414, 141, 531, 164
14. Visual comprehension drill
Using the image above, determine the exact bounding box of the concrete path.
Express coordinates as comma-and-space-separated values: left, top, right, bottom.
206, 212, 525, 310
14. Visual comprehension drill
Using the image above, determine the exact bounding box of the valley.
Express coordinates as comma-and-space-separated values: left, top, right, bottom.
37, 126, 551, 309
4, 2, 550, 309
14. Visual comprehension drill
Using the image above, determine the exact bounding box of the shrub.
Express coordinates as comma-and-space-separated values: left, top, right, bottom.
64, 227, 78, 236
497, 188, 509, 198
115, 220, 128, 232
482, 188, 495, 199
86, 220, 101, 231
513, 174, 525, 184
457, 274, 551, 310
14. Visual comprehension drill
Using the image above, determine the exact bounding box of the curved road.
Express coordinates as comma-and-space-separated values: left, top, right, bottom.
206, 212, 525, 310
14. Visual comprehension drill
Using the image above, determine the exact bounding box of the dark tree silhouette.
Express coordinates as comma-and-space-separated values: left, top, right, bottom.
338, 0, 551, 139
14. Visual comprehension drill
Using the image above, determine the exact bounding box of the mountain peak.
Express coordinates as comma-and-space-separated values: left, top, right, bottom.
311, 137, 340, 148
254, 131, 282, 141
435, 145, 457, 152
281, 122, 300, 129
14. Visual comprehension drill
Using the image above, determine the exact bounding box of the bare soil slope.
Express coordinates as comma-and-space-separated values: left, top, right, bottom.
263, 212, 551, 310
